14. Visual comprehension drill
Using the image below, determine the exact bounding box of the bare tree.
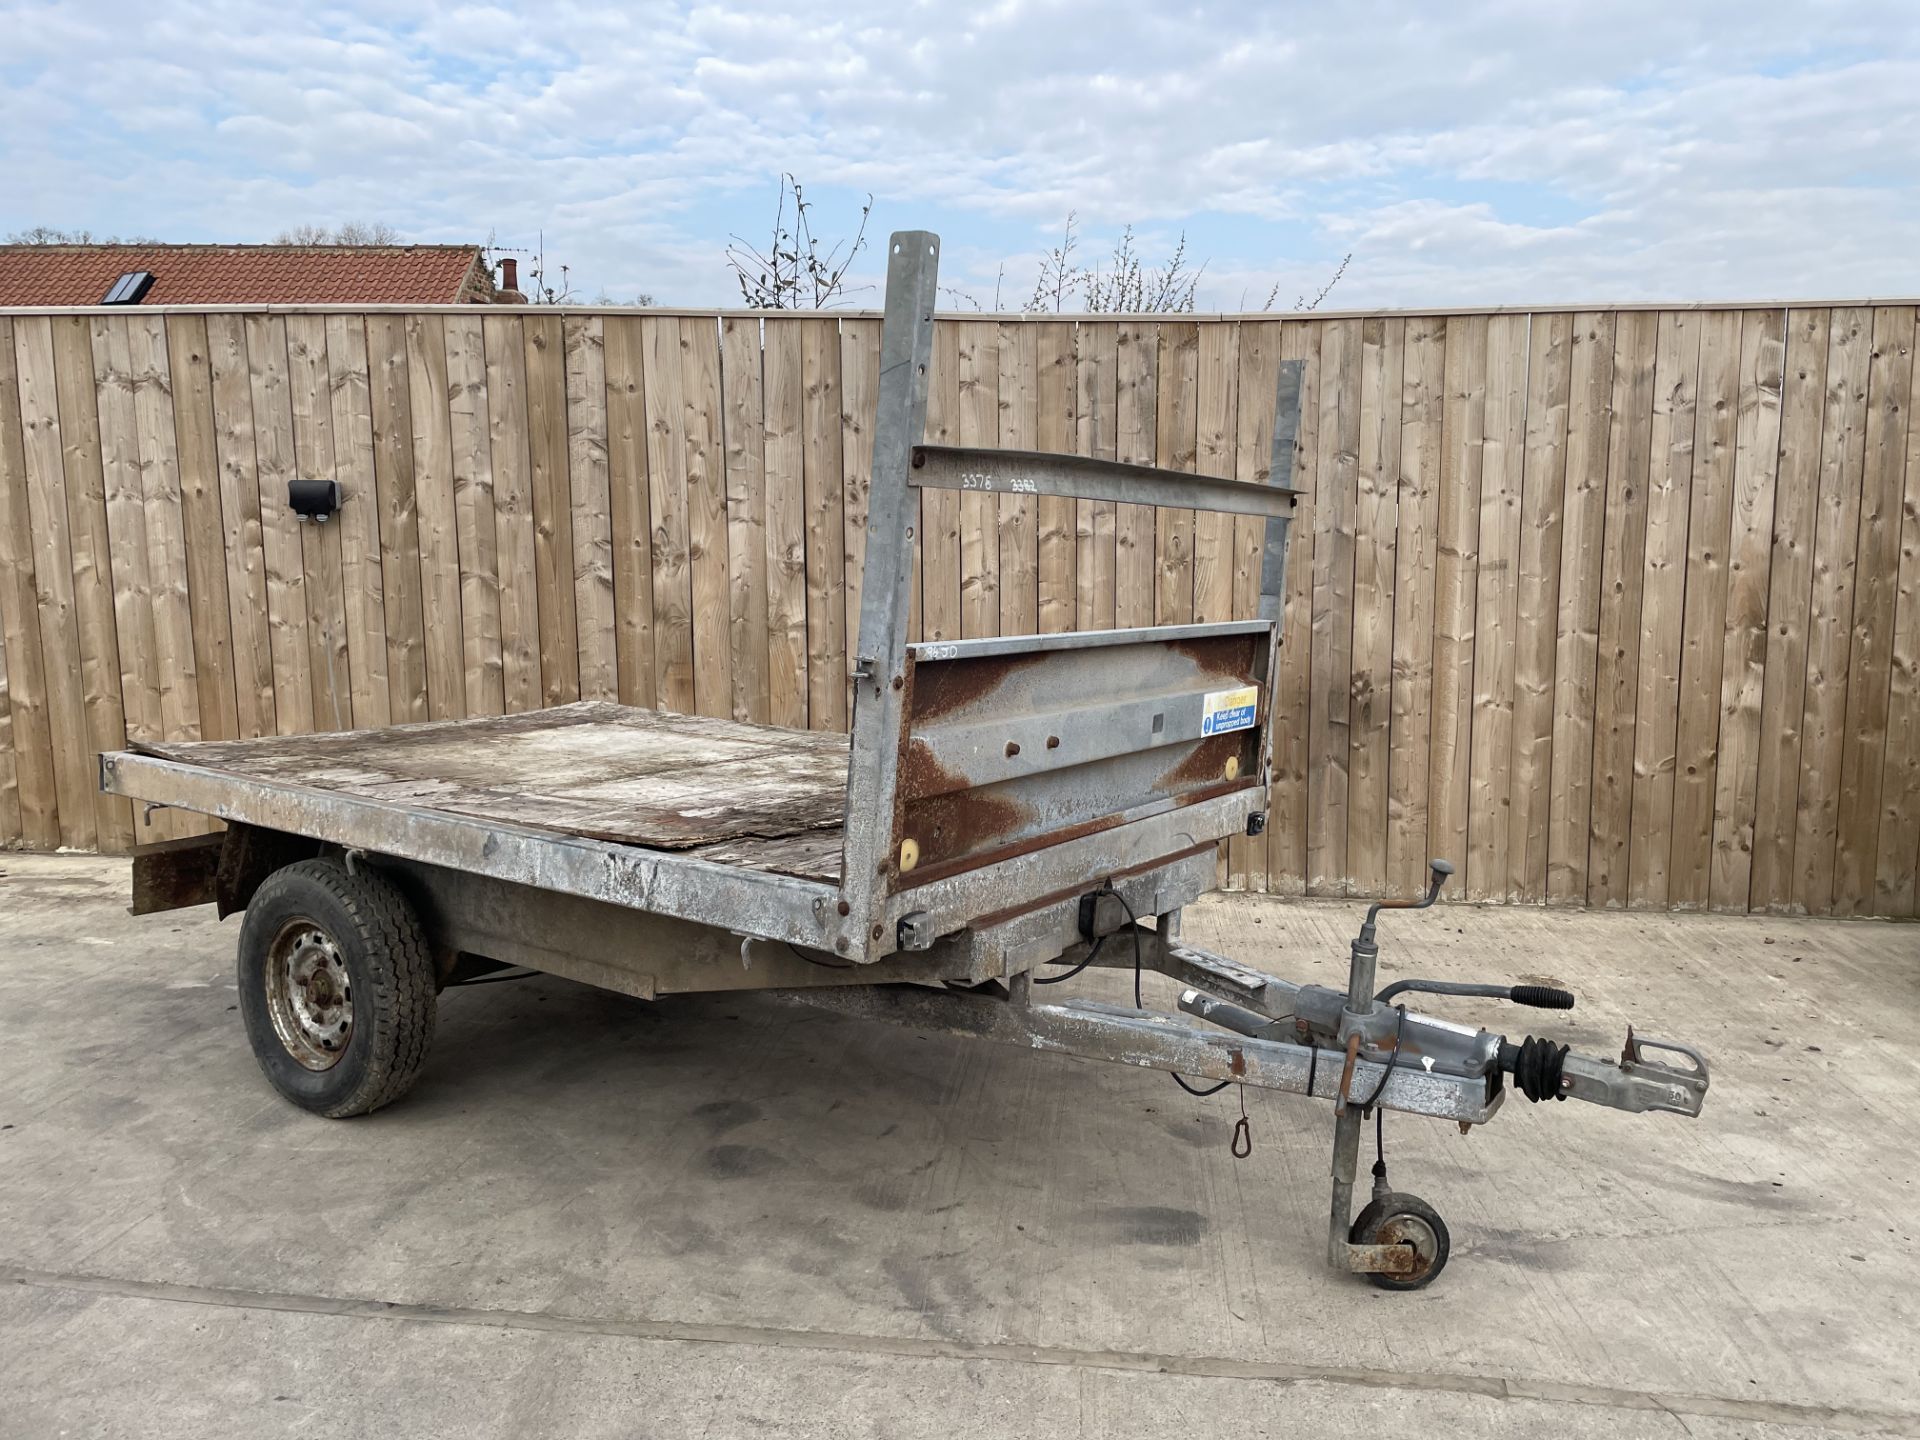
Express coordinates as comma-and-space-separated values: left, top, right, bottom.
1025, 213, 1084, 313
1262, 252, 1353, 312
7, 225, 161, 244
725, 175, 872, 309
272, 221, 402, 245
1080, 225, 1205, 313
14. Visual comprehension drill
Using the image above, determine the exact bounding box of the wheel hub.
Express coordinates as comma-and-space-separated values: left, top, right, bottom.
1374, 1214, 1441, 1282
265, 920, 353, 1071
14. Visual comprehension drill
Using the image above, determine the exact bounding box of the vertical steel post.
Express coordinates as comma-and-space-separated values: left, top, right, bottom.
1327, 929, 1380, 1267
833, 233, 942, 959
1253, 361, 1304, 800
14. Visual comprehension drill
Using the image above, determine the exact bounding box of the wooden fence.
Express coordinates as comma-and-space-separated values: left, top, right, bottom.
1, 302, 1917, 916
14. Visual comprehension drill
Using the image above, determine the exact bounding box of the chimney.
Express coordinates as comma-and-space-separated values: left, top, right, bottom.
494, 256, 527, 304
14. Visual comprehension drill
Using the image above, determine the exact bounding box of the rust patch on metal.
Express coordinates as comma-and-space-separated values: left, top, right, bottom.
909, 651, 1047, 724
1229, 1048, 1247, 1077
897, 737, 967, 801
1164, 634, 1262, 683
900, 805, 1122, 889
1156, 733, 1254, 791
901, 784, 1031, 867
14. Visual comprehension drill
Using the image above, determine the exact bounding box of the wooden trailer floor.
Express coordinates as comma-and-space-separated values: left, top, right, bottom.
134, 702, 851, 882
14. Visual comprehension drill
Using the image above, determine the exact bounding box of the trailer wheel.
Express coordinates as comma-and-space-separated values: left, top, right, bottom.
236, 857, 437, 1118
1349, 1192, 1450, 1291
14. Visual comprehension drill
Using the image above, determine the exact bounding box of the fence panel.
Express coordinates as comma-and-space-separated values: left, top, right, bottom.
1, 300, 1916, 916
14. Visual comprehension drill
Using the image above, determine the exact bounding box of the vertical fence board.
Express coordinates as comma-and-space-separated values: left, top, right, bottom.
918, 322, 962, 645
1666, 313, 1741, 907
1306, 318, 1361, 893
204, 315, 276, 737
1546, 313, 1615, 902
1153, 321, 1199, 627
1114, 322, 1157, 631
244, 316, 316, 736
1467, 314, 1526, 898
442, 315, 503, 719
1036, 321, 1078, 634
604, 317, 657, 709
0, 318, 59, 847
162, 317, 238, 743
1877, 331, 1920, 915
324, 315, 392, 728
1268, 320, 1321, 895
481, 316, 540, 715
1347, 316, 1402, 896
639, 315, 693, 714
801, 319, 846, 730
1587, 311, 1659, 905
1193, 322, 1238, 629
91, 318, 162, 767
1750, 310, 1828, 911
1229, 321, 1281, 889
12, 318, 95, 847
1792, 308, 1871, 913
404, 315, 464, 720
1386, 317, 1446, 897
0, 582, 13, 843
365, 316, 429, 723
1631, 312, 1705, 907
840, 319, 880, 687
131, 357, 207, 812
998, 320, 1039, 637
1509, 313, 1572, 901
958, 321, 1000, 638
683, 319, 732, 722
563, 317, 616, 702
523, 315, 578, 708
1833, 305, 1916, 913
1708, 308, 1787, 911
1075, 323, 1118, 633
1428, 314, 1485, 881
286, 315, 353, 734
50, 316, 134, 847
763, 320, 808, 727
720, 318, 768, 723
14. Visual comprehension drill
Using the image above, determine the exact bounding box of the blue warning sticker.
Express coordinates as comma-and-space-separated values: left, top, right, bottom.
1200, 685, 1258, 737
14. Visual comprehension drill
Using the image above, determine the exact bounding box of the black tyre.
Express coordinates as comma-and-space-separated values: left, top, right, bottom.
1349, 1191, 1450, 1291
236, 857, 437, 1118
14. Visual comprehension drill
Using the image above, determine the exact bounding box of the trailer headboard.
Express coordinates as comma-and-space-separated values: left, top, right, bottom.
890, 623, 1271, 890
831, 228, 1305, 960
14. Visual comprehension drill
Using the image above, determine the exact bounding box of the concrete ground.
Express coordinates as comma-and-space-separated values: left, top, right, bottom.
1, 854, 1916, 1439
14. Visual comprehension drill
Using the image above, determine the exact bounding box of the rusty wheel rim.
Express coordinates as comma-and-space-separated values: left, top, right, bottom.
1375, 1213, 1441, 1284
264, 919, 353, 1072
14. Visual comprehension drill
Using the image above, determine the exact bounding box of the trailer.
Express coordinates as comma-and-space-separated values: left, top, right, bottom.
102, 231, 1708, 1289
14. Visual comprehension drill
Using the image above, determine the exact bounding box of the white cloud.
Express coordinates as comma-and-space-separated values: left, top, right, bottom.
1, 0, 1916, 306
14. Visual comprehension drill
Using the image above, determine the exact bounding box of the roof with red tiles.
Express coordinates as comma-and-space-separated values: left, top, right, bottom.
0, 244, 492, 307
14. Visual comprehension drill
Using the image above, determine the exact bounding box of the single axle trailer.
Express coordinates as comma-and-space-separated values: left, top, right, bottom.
102, 231, 1708, 1289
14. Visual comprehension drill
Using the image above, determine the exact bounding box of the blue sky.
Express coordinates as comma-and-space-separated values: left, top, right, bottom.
3, 1, 1918, 309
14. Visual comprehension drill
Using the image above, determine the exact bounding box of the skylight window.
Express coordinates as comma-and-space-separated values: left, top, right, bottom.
102, 271, 155, 305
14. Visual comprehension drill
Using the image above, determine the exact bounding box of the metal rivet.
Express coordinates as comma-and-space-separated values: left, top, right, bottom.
892, 675, 904, 691
835, 937, 851, 954
1005, 741, 1020, 757
836, 899, 850, 916
871, 924, 884, 940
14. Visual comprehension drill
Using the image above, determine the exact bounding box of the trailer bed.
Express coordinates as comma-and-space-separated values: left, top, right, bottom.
133, 702, 852, 882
